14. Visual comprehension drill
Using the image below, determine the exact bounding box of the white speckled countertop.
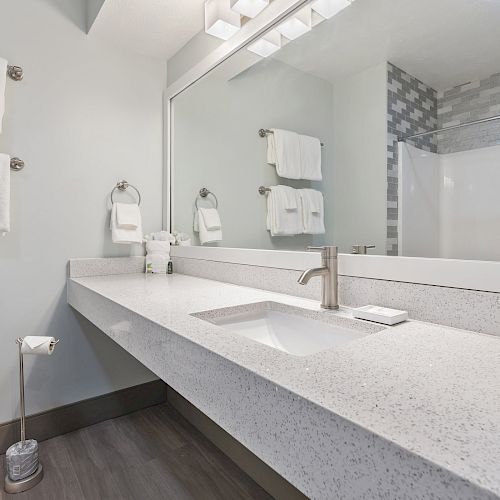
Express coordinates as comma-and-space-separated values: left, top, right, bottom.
68, 273, 500, 499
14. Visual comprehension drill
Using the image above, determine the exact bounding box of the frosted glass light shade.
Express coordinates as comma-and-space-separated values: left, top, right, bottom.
275, 6, 312, 41
247, 29, 281, 57
205, 0, 242, 40
311, 0, 351, 19
230, 0, 269, 18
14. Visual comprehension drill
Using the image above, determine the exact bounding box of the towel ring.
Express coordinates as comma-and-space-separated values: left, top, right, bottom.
195, 187, 218, 209
110, 180, 141, 206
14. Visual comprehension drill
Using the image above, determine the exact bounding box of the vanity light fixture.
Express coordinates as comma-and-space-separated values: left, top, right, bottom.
205, 0, 242, 40
247, 29, 281, 57
230, 0, 269, 18
311, 0, 352, 19
275, 5, 312, 41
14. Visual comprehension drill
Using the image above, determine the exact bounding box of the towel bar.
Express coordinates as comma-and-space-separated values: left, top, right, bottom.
258, 186, 271, 195
259, 128, 325, 147
10, 158, 25, 171
7, 65, 23, 81
110, 180, 141, 205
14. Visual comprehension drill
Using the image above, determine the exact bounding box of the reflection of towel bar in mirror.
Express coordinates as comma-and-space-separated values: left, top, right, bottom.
110, 180, 142, 205
196, 187, 218, 209
259, 129, 325, 147
258, 186, 271, 195
7, 65, 24, 81
10, 157, 25, 171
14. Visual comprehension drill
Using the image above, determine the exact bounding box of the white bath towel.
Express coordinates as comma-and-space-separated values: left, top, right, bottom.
115, 202, 140, 229
0, 58, 6, 134
110, 202, 143, 244
0, 153, 10, 235
267, 129, 302, 179
299, 134, 322, 181
197, 208, 222, 245
199, 207, 221, 230
266, 185, 302, 236
299, 189, 325, 234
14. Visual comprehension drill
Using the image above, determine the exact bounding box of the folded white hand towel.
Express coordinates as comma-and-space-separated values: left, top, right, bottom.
0, 153, 10, 235
299, 134, 322, 181
110, 202, 143, 244
300, 189, 325, 234
146, 240, 170, 255
266, 185, 302, 236
0, 58, 7, 134
197, 208, 222, 245
199, 208, 221, 230
267, 129, 301, 179
116, 202, 140, 229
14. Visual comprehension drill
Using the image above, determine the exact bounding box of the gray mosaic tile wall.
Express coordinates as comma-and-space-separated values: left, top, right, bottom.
386, 63, 438, 255
437, 73, 500, 154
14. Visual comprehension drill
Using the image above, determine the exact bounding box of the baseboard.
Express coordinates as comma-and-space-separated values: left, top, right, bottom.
0, 379, 167, 454
167, 387, 307, 500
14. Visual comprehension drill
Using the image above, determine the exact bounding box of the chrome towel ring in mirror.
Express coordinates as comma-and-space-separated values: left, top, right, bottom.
110, 180, 142, 205
195, 187, 218, 209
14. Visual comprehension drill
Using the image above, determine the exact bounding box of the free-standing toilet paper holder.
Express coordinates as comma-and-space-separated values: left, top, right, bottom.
4, 337, 60, 494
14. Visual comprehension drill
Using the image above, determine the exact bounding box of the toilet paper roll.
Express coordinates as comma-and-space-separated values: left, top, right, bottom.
20, 336, 56, 355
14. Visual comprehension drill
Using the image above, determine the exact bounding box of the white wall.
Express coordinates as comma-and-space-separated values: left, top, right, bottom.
440, 144, 500, 261
0, 0, 165, 423
398, 143, 440, 257
172, 58, 333, 250
399, 143, 500, 261
331, 62, 388, 254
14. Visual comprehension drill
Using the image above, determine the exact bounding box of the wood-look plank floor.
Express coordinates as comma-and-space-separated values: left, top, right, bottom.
0, 403, 273, 500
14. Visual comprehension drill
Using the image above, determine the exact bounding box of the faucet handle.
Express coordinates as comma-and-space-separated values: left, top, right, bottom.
306, 246, 326, 252
306, 246, 338, 258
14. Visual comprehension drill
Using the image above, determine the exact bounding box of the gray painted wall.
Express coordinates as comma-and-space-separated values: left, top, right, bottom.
0, 0, 164, 423
172, 58, 333, 250
332, 62, 388, 255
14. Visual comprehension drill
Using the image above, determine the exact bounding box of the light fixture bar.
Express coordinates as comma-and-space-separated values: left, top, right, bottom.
205, 0, 242, 40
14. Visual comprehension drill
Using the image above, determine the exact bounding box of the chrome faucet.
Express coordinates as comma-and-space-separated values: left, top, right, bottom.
298, 246, 339, 310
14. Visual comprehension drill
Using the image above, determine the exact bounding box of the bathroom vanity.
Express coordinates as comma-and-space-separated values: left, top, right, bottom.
67, 261, 500, 500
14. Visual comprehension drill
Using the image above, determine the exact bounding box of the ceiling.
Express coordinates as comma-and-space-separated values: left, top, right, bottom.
272, 0, 500, 90
90, 0, 206, 59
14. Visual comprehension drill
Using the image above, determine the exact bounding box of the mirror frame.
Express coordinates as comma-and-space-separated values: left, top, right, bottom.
163, 0, 500, 294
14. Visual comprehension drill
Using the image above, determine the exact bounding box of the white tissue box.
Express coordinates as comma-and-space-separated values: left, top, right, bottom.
352, 305, 408, 325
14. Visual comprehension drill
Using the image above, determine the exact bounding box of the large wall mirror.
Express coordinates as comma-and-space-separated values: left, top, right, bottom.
170, 0, 500, 261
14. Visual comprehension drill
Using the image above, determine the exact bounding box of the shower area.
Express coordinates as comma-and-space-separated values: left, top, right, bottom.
388, 64, 500, 261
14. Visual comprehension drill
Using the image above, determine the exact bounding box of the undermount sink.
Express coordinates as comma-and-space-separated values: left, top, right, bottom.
193, 301, 384, 356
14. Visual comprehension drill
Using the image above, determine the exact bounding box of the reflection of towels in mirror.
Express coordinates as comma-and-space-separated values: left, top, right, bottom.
0, 58, 6, 133
300, 189, 325, 234
266, 129, 302, 179
267, 128, 322, 180
0, 153, 10, 235
195, 207, 222, 244
299, 134, 322, 181
266, 185, 302, 236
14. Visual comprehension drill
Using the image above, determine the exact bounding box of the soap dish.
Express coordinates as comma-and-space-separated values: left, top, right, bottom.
352, 305, 408, 326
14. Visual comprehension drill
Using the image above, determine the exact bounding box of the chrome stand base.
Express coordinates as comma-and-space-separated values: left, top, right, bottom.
4, 464, 43, 494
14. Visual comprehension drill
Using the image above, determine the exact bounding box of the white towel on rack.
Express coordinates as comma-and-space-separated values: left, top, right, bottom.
266, 185, 302, 236
299, 134, 322, 181
0, 153, 10, 235
196, 208, 222, 245
299, 189, 325, 234
267, 129, 302, 179
199, 208, 221, 231
0, 58, 6, 134
115, 202, 140, 229
110, 202, 143, 244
